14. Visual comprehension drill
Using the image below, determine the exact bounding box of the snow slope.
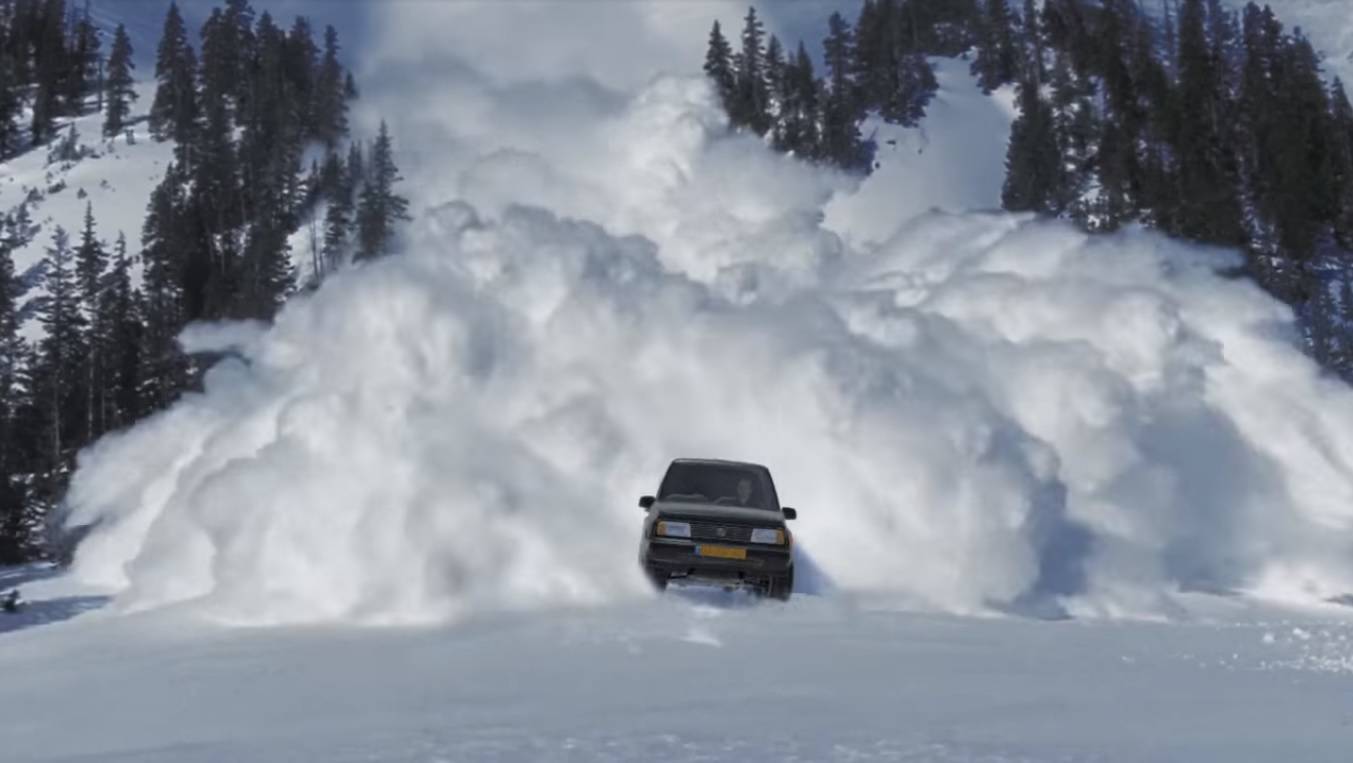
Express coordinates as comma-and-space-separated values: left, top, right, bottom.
0, 83, 171, 340
0, 83, 336, 336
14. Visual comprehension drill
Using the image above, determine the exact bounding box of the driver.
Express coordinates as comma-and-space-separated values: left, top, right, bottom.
735, 477, 754, 506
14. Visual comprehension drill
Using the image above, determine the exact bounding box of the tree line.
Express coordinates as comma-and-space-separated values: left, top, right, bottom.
704, 3, 976, 172
0, 0, 103, 155
704, 1, 1353, 380
0, 0, 410, 563
1000, 0, 1353, 377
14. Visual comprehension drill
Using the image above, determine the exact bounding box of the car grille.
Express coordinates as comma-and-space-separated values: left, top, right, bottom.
689, 522, 754, 543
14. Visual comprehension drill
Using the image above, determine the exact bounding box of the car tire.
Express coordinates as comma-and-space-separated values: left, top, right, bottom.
765, 570, 793, 601
646, 568, 668, 592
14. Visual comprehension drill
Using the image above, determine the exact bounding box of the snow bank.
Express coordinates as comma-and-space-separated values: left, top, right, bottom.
62, 2, 1353, 625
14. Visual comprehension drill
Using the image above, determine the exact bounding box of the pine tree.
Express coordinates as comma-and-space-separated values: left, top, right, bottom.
704, 20, 737, 113
5, 204, 36, 253
317, 149, 345, 200
1161, 0, 1178, 78
223, 0, 257, 117
764, 34, 786, 130
150, 2, 199, 146
34, 226, 86, 477
1328, 78, 1353, 248
1022, 0, 1044, 83
1003, 77, 1064, 214
314, 25, 348, 147
1307, 275, 1336, 365
821, 11, 868, 170
777, 42, 820, 157
347, 140, 366, 198
29, 0, 63, 145
240, 217, 294, 318
1270, 33, 1335, 261
1341, 275, 1353, 361
1097, 0, 1142, 133
0, 51, 21, 157
193, 4, 249, 320
0, 220, 20, 433
74, 203, 106, 326
851, 0, 938, 126
322, 183, 352, 272
140, 165, 188, 407
735, 7, 772, 135
880, 50, 937, 126
851, 0, 886, 112
74, 203, 106, 440
0, 212, 26, 563
194, 12, 243, 233
972, 0, 1019, 93
200, 8, 238, 124
355, 122, 410, 260
1171, 0, 1244, 246
285, 16, 319, 132
100, 233, 142, 428
1204, 0, 1238, 70
103, 24, 136, 138
66, 1, 100, 113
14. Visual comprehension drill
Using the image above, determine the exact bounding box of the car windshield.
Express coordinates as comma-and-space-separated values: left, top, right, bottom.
658, 464, 774, 511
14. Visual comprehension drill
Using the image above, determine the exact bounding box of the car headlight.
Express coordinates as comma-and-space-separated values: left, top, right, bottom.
656, 521, 691, 538
750, 528, 785, 545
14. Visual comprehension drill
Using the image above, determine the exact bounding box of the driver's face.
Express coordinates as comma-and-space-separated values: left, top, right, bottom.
737, 479, 752, 503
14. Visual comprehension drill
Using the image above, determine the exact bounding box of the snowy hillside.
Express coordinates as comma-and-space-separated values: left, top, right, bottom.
0, 83, 339, 342
5, 1, 1353, 760
0, 83, 169, 340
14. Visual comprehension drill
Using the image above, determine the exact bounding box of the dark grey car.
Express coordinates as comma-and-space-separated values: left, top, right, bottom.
637, 459, 797, 600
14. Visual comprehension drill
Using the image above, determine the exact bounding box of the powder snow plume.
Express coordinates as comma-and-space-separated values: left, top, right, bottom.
63, 2, 1353, 625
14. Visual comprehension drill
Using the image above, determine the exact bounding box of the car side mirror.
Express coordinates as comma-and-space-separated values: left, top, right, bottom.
639, 495, 655, 510
782, 507, 797, 520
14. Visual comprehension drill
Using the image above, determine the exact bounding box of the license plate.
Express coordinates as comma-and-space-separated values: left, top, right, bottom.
696, 545, 747, 560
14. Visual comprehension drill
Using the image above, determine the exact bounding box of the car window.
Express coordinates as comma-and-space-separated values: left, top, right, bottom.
658, 464, 775, 511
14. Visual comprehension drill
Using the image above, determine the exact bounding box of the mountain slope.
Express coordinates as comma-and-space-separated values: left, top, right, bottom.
0, 83, 169, 340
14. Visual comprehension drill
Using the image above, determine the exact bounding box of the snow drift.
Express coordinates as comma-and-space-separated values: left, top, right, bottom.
60, 3, 1353, 625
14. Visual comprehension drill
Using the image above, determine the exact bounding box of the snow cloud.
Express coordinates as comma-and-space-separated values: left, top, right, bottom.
63, 2, 1353, 625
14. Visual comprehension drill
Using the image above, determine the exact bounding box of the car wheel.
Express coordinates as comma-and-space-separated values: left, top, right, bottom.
645, 568, 668, 592
765, 570, 793, 601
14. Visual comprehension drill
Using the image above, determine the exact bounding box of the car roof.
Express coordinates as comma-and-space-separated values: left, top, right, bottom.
669, 458, 771, 473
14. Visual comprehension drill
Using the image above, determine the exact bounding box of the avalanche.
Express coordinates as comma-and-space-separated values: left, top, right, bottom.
52, 24, 1353, 623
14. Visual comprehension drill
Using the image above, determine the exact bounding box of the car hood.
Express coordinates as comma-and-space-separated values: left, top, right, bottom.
653, 501, 784, 526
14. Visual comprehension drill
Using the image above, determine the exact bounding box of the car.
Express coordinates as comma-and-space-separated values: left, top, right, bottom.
637, 458, 797, 600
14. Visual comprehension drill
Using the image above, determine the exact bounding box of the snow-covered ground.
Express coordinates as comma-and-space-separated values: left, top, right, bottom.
7, 2, 1353, 760
3, 578, 1352, 762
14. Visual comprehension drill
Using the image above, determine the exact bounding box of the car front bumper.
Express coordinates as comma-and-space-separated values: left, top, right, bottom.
640, 537, 793, 582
